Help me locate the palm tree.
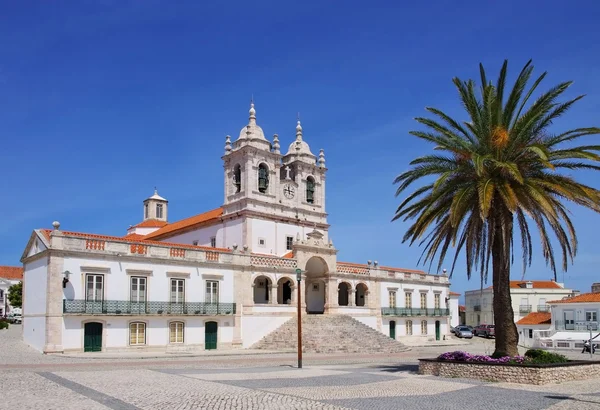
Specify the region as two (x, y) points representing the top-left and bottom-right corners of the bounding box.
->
(393, 60), (600, 357)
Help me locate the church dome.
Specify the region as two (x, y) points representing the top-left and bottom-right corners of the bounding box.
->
(285, 120), (315, 157)
(237, 103), (266, 141)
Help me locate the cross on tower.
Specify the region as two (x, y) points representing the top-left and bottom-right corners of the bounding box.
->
(284, 166), (292, 180)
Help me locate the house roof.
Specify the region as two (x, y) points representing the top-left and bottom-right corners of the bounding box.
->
(449, 291), (461, 296)
(123, 233), (146, 240)
(0, 266), (23, 280)
(133, 220), (169, 228)
(144, 207), (223, 240)
(459, 305), (466, 313)
(510, 280), (562, 289)
(40, 229), (230, 252)
(549, 293), (600, 304)
(517, 312), (552, 325)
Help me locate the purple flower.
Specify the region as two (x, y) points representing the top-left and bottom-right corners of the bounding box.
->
(437, 351), (527, 364)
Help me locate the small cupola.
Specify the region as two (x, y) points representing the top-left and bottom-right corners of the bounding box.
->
(143, 188), (168, 222)
(525, 281), (533, 289)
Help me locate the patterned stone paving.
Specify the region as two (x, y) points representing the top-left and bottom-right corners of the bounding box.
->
(2, 363), (600, 409)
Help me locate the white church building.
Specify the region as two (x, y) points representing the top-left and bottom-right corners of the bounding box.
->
(21, 103), (456, 353)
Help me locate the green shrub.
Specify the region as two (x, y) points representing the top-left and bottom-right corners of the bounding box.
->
(524, 349), (568, 364)
(0, 320), (9, 330)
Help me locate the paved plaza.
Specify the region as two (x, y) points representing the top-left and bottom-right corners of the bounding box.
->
(2, 326), (600, 409)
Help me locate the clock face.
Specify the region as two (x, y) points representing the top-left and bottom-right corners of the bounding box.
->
(283, 184), (295, 199)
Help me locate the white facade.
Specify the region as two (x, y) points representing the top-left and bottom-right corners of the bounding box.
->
(464, 280), (575, 327)
(20, 104), (457, 354)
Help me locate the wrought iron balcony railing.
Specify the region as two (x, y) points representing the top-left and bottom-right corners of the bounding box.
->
(554, 320), (598, 331)
(473, 305), (481, 311)
(63, 300), (236, 316)
(381, 307), (450, 317)
(519, 305), (532, 313)
(537, 304), (550, 312)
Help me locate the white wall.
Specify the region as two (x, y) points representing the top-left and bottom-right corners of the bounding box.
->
(249, 218), (328, 256)
(163, 219), (243, 250)
(62, 256), (235, 303)
(379, 281), (449, 308)
(23, 316), (46, 352)
(242, 316), (292, 348)
(353, 316), (377, 330)
(449, 297), (460, 327)
(23, 257), (48, 315)
(63, 316), (235, 351)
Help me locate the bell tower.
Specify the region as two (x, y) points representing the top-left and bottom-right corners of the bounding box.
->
(143, 189), (168, 222)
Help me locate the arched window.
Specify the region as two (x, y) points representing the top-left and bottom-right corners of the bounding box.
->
(169, 321), (184, 344)
(306, 177), (315, 204)
(258, 164), (269, 193)
(233, 164), (242, 193)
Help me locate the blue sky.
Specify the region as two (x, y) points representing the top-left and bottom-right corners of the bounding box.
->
(1, 1), (600, 300)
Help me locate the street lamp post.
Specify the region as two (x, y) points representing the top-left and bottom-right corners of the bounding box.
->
(295, 268), (303, 369)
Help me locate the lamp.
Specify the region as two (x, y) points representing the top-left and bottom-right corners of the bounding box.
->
(295, 268), (302, 282)
(63, 270), (71, 288)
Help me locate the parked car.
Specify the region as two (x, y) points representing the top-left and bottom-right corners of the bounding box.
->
(454, 326), (473, 339)
(473, 324), (495, 338)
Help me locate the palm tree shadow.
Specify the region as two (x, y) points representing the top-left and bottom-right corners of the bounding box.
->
(545, 395), (600, 405)
(370, 364), (419, 374)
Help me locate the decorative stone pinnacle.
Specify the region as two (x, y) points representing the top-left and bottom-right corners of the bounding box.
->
(52, 221), (60, 230)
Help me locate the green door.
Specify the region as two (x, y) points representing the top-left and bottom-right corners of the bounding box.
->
(435, 320), (441, 341)
(389, 321), (396, 339)
(84, 322), (102, 352)
(205, 321), (218, 350)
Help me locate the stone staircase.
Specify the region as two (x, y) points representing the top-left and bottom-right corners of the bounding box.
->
(252, 314), (409, 353)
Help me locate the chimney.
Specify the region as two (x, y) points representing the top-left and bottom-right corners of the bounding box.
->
(592, 283), (600, 293)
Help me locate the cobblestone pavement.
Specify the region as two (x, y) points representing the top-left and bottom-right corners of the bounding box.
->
(2, 325), (600, 409)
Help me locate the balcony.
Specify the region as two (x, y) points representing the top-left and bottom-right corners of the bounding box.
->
(519, 305), (532, 314)
(63, 300), (236, 316)
(381, 307), (450, 317)
(537, 304), (550, 312)
(554, 320), (598, 331)
(473, 305), (481, 311)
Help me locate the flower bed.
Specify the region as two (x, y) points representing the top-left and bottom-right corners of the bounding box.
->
(419, 350), (600, 385)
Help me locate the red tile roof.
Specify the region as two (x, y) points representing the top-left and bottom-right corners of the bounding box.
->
(449, 291), (461, 296)
(123, 233), (146, 240)
(133, 220), (168, 228)
(459, 305), (466, 312)
(0, 266), (23, 280)
(510, 280), (562, 289)
(549, 293), (600, 304)
(144, 208), (223, 240)
(282, 251), (294, 259)
(517, 312), (552, 325)
(40, 229), (230, 252)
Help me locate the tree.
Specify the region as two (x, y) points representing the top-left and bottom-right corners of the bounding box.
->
(8, 281), (22, 309)
(393, 60), (600, 357)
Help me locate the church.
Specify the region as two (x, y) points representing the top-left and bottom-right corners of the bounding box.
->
(20, 103), (458, 353)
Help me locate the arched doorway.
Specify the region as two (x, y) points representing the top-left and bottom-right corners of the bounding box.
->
(253, 276), (272, 304)
(205, 321), (218, 350)
(277, 278), (293, 304)
(84, 322), (102, 352)
(304, 256), (328, 314)
(338, 282), (350, 306)
(355, 283), (368, 307)
(389, 321), (396, 339)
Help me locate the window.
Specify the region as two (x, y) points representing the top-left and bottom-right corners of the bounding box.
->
(421, 320), (428, 335)
(586, 311), (598, 322)
(144, 204), (149, 219)
(169, 322), (184, 344)
(306, 177), (315, 204)
(129, 322), (146, 345)
(156, 203), (164, 219)
(258, 163), (269, 193)
(171, 279), (185, 303)
(258, 238), (266, 247)
(528, 329), (533, 339)
(389, 291), (397, 308)
(192, 240), (198, 246)
(86, 274), (103, 301)
(206, 281), (219, 304)
(406, 320), (413, 335)
(233, 164), (242, 193)
(130, 277), (147, 303)
(420, 293), (427, 309)
(483, 298), (488, 307)
(210, 237), (216, 248)
(286, 236), (294, 251)
(434, 294), (440, 309)
(405, 292), (412, 308)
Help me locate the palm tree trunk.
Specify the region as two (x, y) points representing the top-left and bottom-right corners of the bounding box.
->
(491, 204), (519, 357)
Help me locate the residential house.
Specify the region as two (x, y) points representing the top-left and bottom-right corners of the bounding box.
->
(0, 266), (23, 317)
